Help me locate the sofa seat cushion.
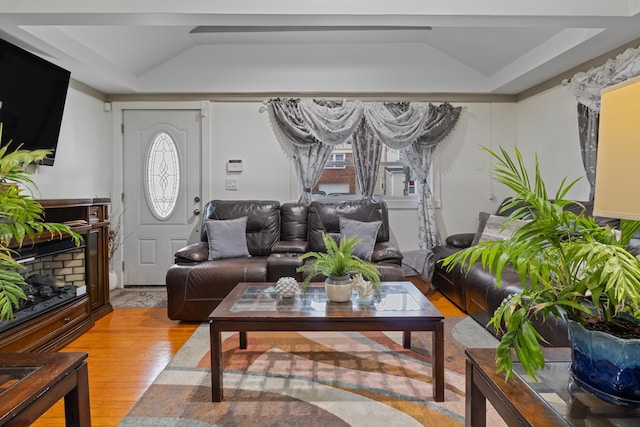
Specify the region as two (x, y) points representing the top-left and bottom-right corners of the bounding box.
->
(166, 257), (268, 321)
(461, 264), (570, 347)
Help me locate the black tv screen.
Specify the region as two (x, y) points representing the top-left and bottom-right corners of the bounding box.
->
(0, 38), (71, 166)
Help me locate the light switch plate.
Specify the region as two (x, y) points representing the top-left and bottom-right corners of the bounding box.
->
(226, 179), (237, 190)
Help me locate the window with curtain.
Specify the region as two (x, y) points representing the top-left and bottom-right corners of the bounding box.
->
(314, 143), (422, 200)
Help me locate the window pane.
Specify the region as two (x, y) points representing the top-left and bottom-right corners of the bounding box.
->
(145, 131), (180, 220)
(313, 143), (419, 198)
(316, 143), (355, 195)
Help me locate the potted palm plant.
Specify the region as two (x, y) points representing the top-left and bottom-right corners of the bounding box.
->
(297, 232), (381, 302)
(442, 146), (640, 404)
(0, 123), (82, 321)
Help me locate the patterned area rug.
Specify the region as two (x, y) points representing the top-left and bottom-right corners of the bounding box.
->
(110, 286), (168, 308)
(119, 316), (506, 426)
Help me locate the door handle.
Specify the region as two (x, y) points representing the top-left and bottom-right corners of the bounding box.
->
(193, 209), (201, 216)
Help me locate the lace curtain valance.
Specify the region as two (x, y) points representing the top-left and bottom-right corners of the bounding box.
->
(569, 44), (640, 112)
(266, 98), (462, 250)
(569, 43), (640, 200)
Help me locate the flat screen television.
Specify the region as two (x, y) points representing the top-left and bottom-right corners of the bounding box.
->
(0, 38), (71, 166)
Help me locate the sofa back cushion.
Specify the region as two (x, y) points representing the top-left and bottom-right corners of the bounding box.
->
(308, 198), (390, 252)
(201, 200), (280, 256)
(496, 198), (619, 227)
(280, 202), (309, 241)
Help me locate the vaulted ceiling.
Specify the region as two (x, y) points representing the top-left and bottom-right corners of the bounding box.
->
(2, 1), (640, 96)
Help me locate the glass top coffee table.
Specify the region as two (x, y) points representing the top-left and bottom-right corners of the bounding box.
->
(209, 281), (445, 402)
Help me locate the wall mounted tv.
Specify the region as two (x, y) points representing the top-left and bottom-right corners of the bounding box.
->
(0, 38), (71, 166)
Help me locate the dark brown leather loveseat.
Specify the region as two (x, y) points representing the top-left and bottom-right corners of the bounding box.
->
(166, 198), (404, 321)
(431, 199), (615, 347)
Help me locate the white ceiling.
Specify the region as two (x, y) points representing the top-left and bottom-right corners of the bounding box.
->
(2, 1), (640, 95)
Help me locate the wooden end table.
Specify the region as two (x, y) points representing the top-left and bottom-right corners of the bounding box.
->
(210, 281), (445, 402)
(465, 347), (640, 426)
(0, 352), (91, 426)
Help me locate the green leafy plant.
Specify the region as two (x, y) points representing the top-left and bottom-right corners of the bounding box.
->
(297, 232), (381, 292)
(441, 146), (640, 381)
(0, 123), (82, 321)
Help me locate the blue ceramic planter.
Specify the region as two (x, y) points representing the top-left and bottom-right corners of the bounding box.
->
(568, 319), (640, 405)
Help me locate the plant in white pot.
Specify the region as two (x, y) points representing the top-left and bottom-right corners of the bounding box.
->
(442, 146), (640, 404)
(0, 124), (82, 321)
(297, 232), (381, 302)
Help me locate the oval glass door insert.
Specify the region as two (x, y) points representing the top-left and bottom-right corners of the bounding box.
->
(145, 131), (180, 220)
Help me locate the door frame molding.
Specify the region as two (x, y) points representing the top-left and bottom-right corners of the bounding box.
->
(110, 101), (211, 287)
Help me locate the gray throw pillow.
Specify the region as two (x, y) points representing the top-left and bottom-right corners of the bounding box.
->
(471, 212), (491, 246)
(205, 217), (250, 260)
(339, 217), (382, 261)
(477, 214), (529, 244)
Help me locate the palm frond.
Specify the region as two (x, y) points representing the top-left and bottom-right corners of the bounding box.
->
(444, 145), (640, 381)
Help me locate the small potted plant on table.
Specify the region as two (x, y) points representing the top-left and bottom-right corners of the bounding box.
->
(297, 232), (381, 302)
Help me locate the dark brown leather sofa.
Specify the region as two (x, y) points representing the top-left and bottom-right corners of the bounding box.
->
(166, 198), (404, 321)
(431, 199), (614, 347)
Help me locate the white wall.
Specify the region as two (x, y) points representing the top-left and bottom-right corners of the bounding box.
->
(206, 103), (294, 202)
(433, 85), (589, 240)
(44, 84), (587, 254)
(516, 85), (590, 201)
(435, 102), (517, 238)
(29, 87), (111, 199)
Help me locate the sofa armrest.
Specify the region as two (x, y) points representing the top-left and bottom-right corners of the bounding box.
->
(174, 241), (209, 263)
(371, 242), (403, 264)
(445, 233), (475, 249)
(271, 240), (308, 254)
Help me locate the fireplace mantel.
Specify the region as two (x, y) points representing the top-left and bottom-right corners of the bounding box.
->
(0, 198), (112, 352)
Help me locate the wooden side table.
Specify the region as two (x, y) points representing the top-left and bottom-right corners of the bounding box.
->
(465, 347), (640, 426)
(0, 352), (91, 426)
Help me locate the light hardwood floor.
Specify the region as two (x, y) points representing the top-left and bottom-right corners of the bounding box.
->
(32, 285), (462, 426)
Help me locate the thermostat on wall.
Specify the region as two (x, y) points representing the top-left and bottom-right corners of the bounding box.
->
(227, 159), (243, 172)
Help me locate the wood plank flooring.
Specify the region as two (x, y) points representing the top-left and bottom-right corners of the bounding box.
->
(32, 307), (199, 427)
(32, 285), (463, 426)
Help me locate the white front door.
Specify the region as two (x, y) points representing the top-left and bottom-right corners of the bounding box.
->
(122, 109), (202, 286)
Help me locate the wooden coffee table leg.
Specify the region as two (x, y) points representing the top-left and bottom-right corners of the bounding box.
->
(433, 320), (445, 402)
(402, 330), (411, 349)
(210, 321), (223, 402)
(239, 331), (247, 349)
